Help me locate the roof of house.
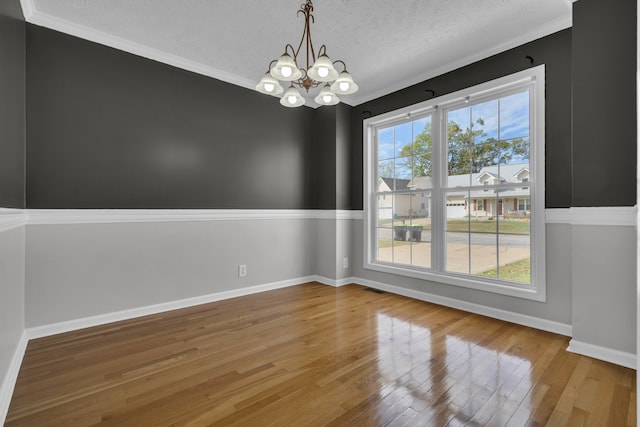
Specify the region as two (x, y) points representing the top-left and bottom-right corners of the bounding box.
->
(382, 163), (529, 193)
(380, 177), (411, 191)
(446, 163), (529, 188)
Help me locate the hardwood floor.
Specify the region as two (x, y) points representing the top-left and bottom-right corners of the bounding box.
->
(6, 282), (636, 426)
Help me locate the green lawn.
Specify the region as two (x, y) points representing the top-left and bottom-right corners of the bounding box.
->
(446, 220), (529, 234)
(479, 258), (530, 283)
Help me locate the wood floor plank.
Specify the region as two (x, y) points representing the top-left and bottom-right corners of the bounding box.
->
(5, 282), (636, 426)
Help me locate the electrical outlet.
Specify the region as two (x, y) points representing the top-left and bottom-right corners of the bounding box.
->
(343, 257), (349, 269)
(238, 264), (247, 277)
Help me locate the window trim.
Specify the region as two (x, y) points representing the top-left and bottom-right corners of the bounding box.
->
(363, 66), (546, 301)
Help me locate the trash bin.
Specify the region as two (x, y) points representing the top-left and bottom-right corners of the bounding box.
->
(409, 225), (423, 242)
(393, 225), (407, 241)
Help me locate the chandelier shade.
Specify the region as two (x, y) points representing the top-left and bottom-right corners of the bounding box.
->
(307, 55), (339, 82)
(280, 86), (306, 108)
(314, 84), (340, 106)
(256, 0), (358, 107)
(270, 53), (303, 82)
(330, 71), (359, 95)
(256, 72), (284, 95)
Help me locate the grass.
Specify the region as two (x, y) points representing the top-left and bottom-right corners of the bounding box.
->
(446, 220), (529, 234)
(479, 258), (530, 283)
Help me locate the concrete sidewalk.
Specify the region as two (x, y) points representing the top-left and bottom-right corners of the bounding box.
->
(378, 241), (530, 276)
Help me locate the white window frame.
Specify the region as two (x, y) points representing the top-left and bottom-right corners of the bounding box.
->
(363, 66), (546, 301)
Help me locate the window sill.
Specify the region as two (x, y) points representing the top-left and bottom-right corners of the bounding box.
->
(364, 260), (545, 302)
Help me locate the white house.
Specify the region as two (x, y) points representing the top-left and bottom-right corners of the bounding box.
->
(380, 163), (530, 220)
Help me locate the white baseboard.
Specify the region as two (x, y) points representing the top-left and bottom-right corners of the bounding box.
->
(567, 339), (637, 370)
(0, 332), (28, 425)
(26, 276), (316, 339)
(312, 275), (357, 287)
(352, 277), (573, 337)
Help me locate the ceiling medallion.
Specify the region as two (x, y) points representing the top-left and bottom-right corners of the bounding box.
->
(255, 0), (358, 107)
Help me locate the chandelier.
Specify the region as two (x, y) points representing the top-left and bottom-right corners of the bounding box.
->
(255, 0), (358, 108)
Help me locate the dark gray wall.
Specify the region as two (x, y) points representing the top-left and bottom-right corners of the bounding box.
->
(350, 29), (573, 210)
(572, 0), (636, 206)
(0, 1), (25, 208)
(311, 103), (353, 210)
(312, 106), (338, 209)
(26, 25), (318, 209)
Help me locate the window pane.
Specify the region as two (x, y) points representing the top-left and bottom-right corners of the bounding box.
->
(472, 99), (498, 144)
(412, 117), (431, 154)
(470, 195), (498, 278)
(378, 127), (395, 160)
(394, 157), (412, 181)
(500, 91), (530, 140)
(497, 191), (531, 284)
(410, 193), (431, 269)
(445, 190), (470, 274)
(394, 122), (413, 158)
(378, 160), (394, 180)
(447, 106), (472, 186)
(472, 139), (498, 173)
(498, 91), (530, 179)
(412, 116), (432, 183)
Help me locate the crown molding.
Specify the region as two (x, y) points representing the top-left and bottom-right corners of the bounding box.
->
(19, 0), (257, 92)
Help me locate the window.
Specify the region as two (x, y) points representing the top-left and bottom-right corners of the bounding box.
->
(364, 66), (545, 301)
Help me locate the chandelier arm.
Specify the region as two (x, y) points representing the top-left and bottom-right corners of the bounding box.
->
(265, 59), (278, 73)
(283, 44), (297, 60)
(332, 59), (348, 73)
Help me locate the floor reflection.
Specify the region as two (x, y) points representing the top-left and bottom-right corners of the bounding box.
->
(375, 311), (532, 425)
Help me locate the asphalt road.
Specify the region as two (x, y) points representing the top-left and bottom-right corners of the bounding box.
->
(378, 229), (530, 248)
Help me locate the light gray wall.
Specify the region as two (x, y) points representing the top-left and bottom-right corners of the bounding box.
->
(351, 220), (573, 325)
(314, 218), (353, 281)
(0, 225), (25, 392)
(25, 219), (315, 327)
(314, 219), (337, 280)
(572, 225), (636, 353)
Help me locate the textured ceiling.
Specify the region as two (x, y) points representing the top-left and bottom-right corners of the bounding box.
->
(22, 0), (572, 107)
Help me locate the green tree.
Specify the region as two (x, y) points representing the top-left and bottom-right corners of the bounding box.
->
(399, 119), (529, 177)
(399, 122), (433, 177)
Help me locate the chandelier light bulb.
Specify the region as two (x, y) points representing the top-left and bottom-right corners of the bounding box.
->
(281, 66), (293, 78)
(317, 67), (329, 78)
(339, 81), (349, 92)
(264, 83), (275, 93)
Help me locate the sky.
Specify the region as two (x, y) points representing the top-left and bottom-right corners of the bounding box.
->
(377, 89), (530, 178)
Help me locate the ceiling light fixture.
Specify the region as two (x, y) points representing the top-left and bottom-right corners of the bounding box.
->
(255, 0), (358, 108)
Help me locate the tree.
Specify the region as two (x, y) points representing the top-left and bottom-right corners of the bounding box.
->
(399, 122), (432, 177)
(398, 118), (529, 178)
